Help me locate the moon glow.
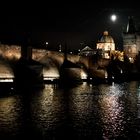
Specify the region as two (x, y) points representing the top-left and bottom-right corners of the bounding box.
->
(111, 14), (117, 22)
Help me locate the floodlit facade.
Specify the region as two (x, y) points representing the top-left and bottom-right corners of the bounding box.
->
(96, 31), (115, 59)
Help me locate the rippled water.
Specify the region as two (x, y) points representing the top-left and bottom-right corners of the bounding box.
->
(0, 81), (140, 139)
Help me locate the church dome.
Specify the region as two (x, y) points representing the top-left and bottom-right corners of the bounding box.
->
(99, 31), (114, 43)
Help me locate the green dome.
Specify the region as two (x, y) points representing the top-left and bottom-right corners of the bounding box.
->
(99, 31), (114, 43)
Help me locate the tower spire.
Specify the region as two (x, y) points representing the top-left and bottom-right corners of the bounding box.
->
(126, 16), (136, 33)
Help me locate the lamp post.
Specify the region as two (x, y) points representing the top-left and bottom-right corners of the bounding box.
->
(46, 42), (48, 49)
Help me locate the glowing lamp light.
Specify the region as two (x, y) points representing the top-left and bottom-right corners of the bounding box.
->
(81, 71), (87, 79)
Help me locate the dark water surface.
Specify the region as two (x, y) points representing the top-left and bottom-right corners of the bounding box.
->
(0, 81), (140, 140)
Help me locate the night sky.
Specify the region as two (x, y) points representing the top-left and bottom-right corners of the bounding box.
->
(0, 2), (140, 51)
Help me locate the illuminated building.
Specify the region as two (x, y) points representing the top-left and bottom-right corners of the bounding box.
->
(123, 16), (140, 62)
(96, 31), (115, 59)
(79, 46), (95, 56)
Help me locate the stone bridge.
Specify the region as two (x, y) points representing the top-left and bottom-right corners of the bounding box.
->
(0, 44), (109, 80)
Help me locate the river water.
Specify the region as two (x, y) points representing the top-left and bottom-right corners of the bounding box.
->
(0, 81), (140, 140)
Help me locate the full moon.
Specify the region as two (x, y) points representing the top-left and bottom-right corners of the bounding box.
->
(110, 14), (117, 22)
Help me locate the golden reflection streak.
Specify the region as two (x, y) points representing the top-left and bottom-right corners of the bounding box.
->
(31, 84), (63, 131)
(0, 96), (21, 132)
(69, 83), (93, 125)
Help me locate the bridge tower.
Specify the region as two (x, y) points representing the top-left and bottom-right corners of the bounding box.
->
(123, 16), (140, 62)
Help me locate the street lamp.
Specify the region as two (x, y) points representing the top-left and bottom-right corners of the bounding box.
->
(45, 42), (48, 50)
(46, 42), (48, 46)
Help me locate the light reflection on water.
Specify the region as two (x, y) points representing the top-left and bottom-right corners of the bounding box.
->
(31, 85), (65, 131)
(0, 95), (22, 137)
(98, 84), (125, 139)
(0, 81), (140, 139)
